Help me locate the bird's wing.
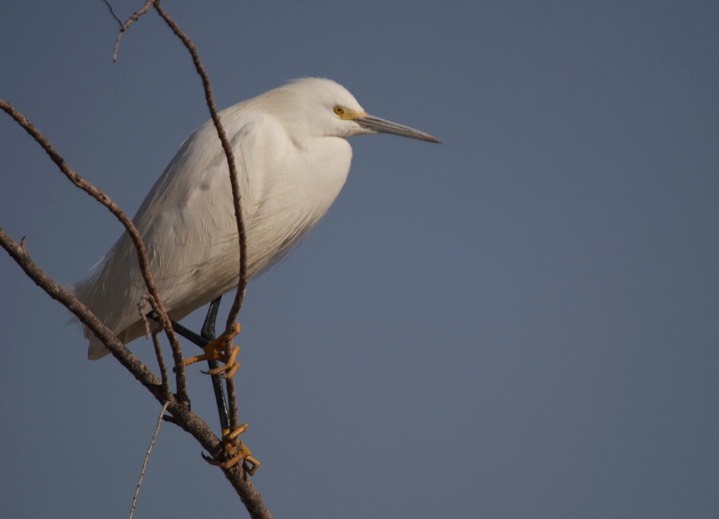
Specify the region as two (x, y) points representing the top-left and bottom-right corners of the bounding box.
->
(76, 110), (282, 354)
(124, 113), (274, 308)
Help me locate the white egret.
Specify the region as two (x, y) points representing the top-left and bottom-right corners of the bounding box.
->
(74, 78), (439, 360)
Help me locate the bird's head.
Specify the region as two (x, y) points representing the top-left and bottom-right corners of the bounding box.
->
(270, 78), (440, 143)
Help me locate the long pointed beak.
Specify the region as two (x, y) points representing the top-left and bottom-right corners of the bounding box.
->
(355, 114), (441, 143)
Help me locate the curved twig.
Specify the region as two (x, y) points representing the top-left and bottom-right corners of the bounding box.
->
(152, 2), (248, 330)
(153, 2), (248, 432)
(0, 99), (189, 404)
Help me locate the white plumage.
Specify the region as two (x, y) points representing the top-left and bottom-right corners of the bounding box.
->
(73, 78), (438, 359)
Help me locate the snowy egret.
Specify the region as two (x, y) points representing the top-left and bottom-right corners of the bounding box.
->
(74, 78), (439, 360)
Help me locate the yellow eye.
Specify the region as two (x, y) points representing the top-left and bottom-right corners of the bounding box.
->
(333, 105), (345, 116)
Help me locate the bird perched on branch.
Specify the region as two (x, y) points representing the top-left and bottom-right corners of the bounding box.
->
(74, 77), (439, 360)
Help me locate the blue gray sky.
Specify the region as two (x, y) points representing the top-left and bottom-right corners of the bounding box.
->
(1, 1), (718, 518)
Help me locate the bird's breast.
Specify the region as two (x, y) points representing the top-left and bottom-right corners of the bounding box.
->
(240, 136), (352, 277)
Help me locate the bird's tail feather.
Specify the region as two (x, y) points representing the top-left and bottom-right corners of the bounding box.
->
(86, 328), (112, 360)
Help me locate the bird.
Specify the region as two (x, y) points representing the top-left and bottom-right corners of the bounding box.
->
(73, 77), (439, 360)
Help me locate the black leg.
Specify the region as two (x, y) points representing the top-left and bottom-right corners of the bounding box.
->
(198, 297), (231, 432)
(150, 297), (231, 432)
(168, 320), (206, 347)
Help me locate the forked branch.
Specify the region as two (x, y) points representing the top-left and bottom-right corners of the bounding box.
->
(0, 0), (267, 516)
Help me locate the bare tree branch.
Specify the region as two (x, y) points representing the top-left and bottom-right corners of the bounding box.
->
(0, 227), (162, 391)
(150, 2), (250, 328)
(2, 2), (270, 515)
(152, 1), (249, 433)
(0, 98), (190, 404)
(0, 227), (273, 519)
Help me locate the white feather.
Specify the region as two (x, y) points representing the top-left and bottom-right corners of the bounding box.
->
(72, 77), (438, 359)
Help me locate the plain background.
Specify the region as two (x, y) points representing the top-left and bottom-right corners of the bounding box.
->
(1, 1), (718, 518)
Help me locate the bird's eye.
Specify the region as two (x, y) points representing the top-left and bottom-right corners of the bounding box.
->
(333, 106), (345, 117)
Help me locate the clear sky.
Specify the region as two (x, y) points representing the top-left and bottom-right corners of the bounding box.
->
(1, 1), (718, 518)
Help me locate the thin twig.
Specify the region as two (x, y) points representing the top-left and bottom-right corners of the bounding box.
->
(153, 2), (248, 432)
(145, 295), (170, 392)
(151, 330), (169, 392)
(129, 400), (170, 519)
(103, 0), (155, 62)
(102, 0), (123, 25)
(140, 298), (153, 341)
(0, 99), (189, 404)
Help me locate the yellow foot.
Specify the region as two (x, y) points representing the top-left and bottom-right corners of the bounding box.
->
(179, 322), (241, 379)
(205, 423), (260, 475)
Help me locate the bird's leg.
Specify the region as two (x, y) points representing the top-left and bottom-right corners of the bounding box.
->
(148, 299), (232, 432)
(150, 301), (256, 472)
(194, 302), (257, 473)
(167, 319), (205, 347)
(198, 297), (231, 433)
